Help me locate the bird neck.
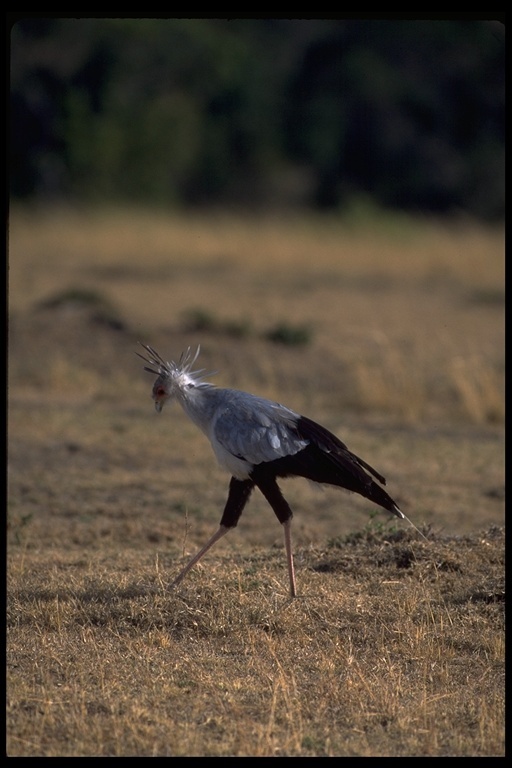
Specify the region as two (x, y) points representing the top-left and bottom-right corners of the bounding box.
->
(175, 383), (218, 437)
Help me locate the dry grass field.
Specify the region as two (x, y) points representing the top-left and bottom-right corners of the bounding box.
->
(7, 206), (504, 756)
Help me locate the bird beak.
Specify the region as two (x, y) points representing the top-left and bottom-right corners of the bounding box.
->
(155, 401), (163, 413)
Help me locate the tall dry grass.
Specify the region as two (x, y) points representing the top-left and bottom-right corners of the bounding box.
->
(7, 529), (505, 757)
(9, 205), (504, 426)
(7, 207), (504, 756)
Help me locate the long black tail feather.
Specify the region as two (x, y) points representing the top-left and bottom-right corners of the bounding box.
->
(258, 415), (403, 519)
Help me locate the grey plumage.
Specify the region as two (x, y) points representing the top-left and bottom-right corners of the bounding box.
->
(209, 390), (309, 467)
(138, 344), (404, 596)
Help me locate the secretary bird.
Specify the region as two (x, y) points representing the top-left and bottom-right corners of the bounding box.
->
(138, 344), (410, 597)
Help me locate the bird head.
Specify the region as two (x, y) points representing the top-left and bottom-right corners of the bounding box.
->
(137, 343), (213, 412)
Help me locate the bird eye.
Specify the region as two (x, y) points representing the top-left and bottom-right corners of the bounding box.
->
(155, 386), (166, 397)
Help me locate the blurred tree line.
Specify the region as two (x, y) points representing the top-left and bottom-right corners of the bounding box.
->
(10, 18), (505, 220)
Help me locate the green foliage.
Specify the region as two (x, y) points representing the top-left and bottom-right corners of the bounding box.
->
(467, 288), (505, 306)
(329, 510), (404, 547)
(182, 308), (219, 333)
(182, 308), (252, 338)
(264, 322), (312, 346)
(181, 308), (311, 345)
(37, 287), (126, 330)
(10, 19), (504, 218)
(38, 287), (109, 310)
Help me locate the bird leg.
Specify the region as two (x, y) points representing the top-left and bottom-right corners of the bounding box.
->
(172, 525), (231, 587)
(172, 476), (254, 588)
(252, 471), (297, 597)
(283, 518), (297, 598)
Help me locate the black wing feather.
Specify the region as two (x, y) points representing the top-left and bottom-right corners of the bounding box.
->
(251, 414), (402, 517)
(297, 415), (387, 485)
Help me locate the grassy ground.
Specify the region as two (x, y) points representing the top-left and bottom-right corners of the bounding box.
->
(7, 206), (504, 756)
